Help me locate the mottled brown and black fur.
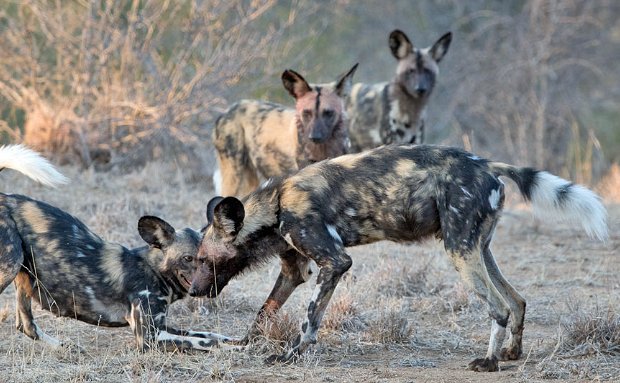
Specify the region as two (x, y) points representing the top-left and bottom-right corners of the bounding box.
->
(190, 144), (607, 371)
(0, 145), (232, 351)
(347, 30), (451, 151)
(212, 64), (358, 197)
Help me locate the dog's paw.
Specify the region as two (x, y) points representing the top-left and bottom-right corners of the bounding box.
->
(264, 350), (299, 365)
(499, 346), (521, 361)
(467, 356), (499, 372)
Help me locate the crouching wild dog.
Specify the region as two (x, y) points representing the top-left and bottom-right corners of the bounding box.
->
(347, 30), (451, 151)
(0, 145), (232, 351)
(212, 64), (358, 197)
(190, 144), (608, 371)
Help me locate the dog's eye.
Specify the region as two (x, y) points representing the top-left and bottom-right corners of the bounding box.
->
(183, 256), (193, 263)
(322, 110), (334, 120)
(302, 110), (313, 121)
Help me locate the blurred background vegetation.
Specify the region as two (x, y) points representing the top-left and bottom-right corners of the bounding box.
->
(1, 0), (618, 185)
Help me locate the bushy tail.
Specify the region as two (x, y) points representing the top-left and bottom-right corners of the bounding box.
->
(489, 162), (608, 241)
(0, 145), (69, 187)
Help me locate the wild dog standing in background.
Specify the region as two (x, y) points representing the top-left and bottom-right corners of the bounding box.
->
(0, 145), (233, 351)
(347, 30), (451, 151)
(190, 144), (607, 371)
(212, 64), (358, 197)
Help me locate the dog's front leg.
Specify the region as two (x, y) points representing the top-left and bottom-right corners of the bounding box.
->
(245, 250), (311, 343)
(265, 250), (351, 364)
(155, 328), (244, 352)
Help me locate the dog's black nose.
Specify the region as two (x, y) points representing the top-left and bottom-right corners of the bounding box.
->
(415, 87), (428, 96)
(188, 287), (199, 297)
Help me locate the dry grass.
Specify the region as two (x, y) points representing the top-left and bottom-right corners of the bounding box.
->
(363, 303), (414, 344)
(598, 163), (620, 203)
(558, 304), (620, 357)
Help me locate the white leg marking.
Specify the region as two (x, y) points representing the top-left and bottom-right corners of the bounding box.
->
(157, 330), (243, 351)
(486, 321), (506, 359)
(35, 324), (62, 347)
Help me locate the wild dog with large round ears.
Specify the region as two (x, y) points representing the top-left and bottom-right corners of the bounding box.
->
(213, 64), (358, 198)
(347, 30), (451, 151)
(190, 144), (607, 371)
(0, 145), (233, 351)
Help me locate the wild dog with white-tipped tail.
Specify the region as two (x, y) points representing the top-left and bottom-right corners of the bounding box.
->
(190, 144), (607, 371)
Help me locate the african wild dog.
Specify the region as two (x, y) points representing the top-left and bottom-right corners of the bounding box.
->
(189, 144), (607, 371)
(0, 145), (233, 351)
(212, 64), (358, 197)
(347, 30), (451, 151)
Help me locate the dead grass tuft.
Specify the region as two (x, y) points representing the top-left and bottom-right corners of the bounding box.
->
(252, 311), (300, 355)
(558, 304), (620, 356)
(321, 292), (365, 333)
(364, 305), (414, 344)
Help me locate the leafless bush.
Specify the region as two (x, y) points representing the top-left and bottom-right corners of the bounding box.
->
(0, 0), (318, 172)
(443, 0), (615, 179)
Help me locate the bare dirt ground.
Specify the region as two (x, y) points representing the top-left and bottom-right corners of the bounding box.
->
(0, 162), (618, 382)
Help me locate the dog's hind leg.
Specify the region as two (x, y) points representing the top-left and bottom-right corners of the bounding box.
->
(14, 271), (62, 347)
(483, 246), (526, 361)
(216, 146), (259, 198)
(448, 248), (509, 372)
(0, 214), (23, 294)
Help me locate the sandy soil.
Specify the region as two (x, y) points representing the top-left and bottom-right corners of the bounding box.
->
(0, 163), (618, 382)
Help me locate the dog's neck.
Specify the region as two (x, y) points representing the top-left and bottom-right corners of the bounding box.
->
(232, 179), (290, 271)
(295, 115), (350, 168)
(134, 246), (187, 300)
(388, 81), (427, 126)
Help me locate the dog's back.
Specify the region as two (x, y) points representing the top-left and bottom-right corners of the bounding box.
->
(213, 99), (298, 196)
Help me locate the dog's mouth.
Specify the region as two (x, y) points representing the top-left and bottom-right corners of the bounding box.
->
(177, 272), (192, 291)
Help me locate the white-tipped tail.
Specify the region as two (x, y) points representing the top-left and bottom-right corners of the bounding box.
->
(530, 171), (608, 241)
(212, 167), (222, 195)
(0, 144), (69, 187)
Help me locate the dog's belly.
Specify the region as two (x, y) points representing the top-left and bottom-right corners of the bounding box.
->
(31, 285), (130, 327)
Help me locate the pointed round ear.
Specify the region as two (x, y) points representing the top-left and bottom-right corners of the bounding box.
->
(213, 197), (245, 238)
(138, 216), (175, 249)
(389, 29), (413, 60)
(334, 63), (359, 98)
(282, 69), (312, 99)
(430, 31), (452, 63)
(206, 196), (225, 225)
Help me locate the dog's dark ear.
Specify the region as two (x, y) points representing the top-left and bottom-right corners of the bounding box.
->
(282, 69), (312, 99)
(138, 216), (175, 249)
(334, 63), (359, 98)
(213, 197), (245, 238)
(389, 29), (413, 59)
(206, 196), (225, 225)
(430, 31), (452, 63)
